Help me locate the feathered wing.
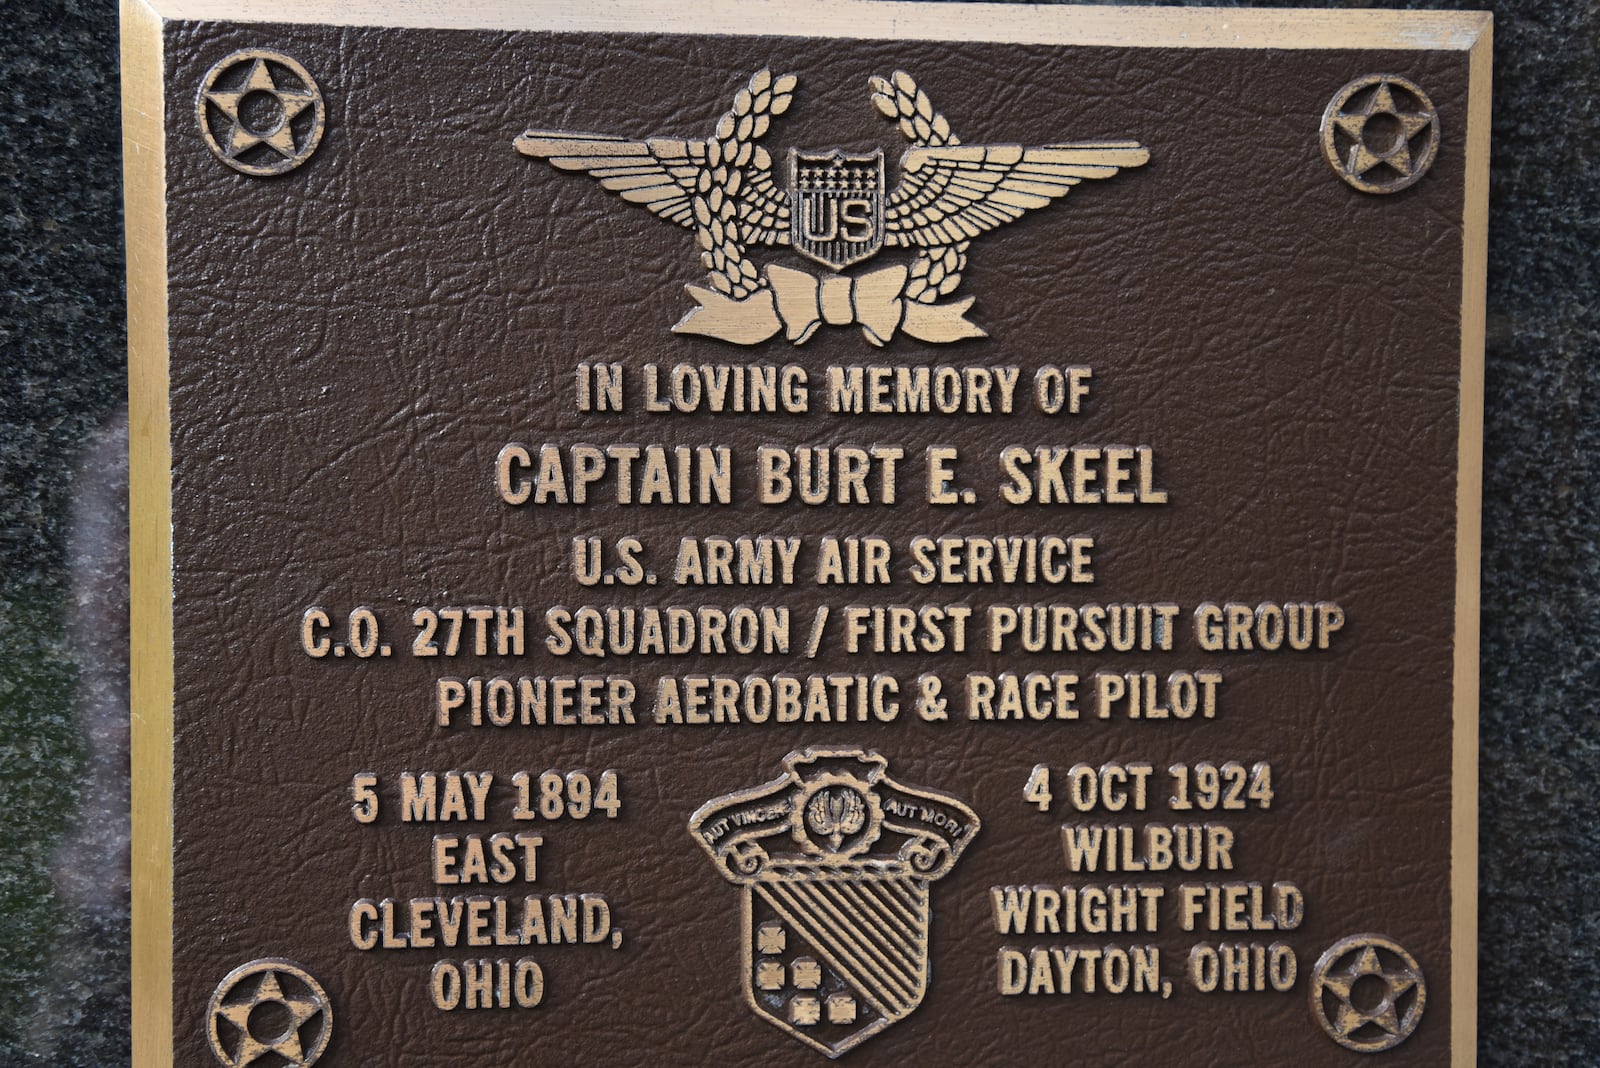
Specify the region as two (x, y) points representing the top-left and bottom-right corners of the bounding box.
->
(512, 132), (708, 228)
(883, 142), (1150, 247)
(735, 168), (791, 247)
(514, 130), (790, 241)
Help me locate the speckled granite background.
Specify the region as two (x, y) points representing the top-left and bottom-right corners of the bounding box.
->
(0, 0), (1593, 1063)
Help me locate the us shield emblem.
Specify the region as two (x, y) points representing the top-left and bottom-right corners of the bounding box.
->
(787, 149), (886, 270)
(690, 748), (980, 1058)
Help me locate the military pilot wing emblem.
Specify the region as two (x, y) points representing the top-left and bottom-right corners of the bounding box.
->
(689, 748), (980, 1058)
(516, 70), (1148, 345)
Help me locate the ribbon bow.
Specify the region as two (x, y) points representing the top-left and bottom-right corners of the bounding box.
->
(675, 264), (985, 346)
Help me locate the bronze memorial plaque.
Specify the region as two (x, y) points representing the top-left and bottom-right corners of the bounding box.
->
(125, 2), (1488, 1064)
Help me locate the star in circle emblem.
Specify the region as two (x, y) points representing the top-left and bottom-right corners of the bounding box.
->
(1320, 74), (1439, 194)
(206, 958), (332, 1067)
(1309, 934), (1426, 1053)
(196, 50), (325, 176)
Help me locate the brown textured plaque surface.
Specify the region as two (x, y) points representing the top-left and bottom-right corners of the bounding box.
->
(128, 3), (1486, 1065)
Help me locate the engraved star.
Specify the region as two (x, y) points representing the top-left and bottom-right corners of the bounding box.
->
(214, 970), (324, 1066)
(1333, 80), (1436, 178)
(1319, 945), (1420, 1039)
(204, 57), (316, 160)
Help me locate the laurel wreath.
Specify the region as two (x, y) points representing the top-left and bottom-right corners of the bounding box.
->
(695, 69), (796, 300)
(694, 69), (967, 306)
(868, 71), (969, 305)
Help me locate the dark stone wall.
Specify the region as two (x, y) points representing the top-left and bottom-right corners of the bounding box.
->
(1, 1), (130, 1063)
(0, 0), (1593, 1062)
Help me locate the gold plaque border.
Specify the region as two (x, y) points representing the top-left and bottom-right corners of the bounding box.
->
(1456, 24), (1492, 1068)
(123, 3), (1490, 1064)
(124, 1), (173, 1065)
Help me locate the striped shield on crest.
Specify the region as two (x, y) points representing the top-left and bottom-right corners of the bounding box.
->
(690, 748), (979, 1058)
(788, 149), (886, 270)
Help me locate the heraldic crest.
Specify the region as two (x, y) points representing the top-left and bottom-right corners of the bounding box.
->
(689, 748), (980, 1057)
(516, 70), (1148, 345)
